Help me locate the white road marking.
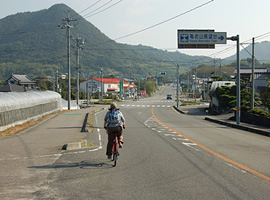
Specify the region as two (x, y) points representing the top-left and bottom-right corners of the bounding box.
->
(182, 142), (199, 151)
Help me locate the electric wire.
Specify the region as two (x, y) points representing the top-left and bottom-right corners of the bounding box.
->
(104, 0), (214, 44)
(71, 0), (102, 18)
(83, 0), (122, 18)
(81, 0), (113, 18)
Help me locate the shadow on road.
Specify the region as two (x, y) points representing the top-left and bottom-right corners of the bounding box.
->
(28, 160), (114, 169)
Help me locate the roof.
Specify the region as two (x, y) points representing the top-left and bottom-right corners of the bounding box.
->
(85, 78), (128, 84)
(0, 83), (25, 92)
(6, 74), (35, 84)
(234, 68), (268, 74)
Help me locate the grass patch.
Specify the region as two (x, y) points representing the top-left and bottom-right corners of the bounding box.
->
(88, 109), (102, 132)
(87, 142), (94, 147)
(181, 102), (201, 106)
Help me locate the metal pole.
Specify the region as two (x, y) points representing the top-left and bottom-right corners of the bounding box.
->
(67, 24), (71, 110)
(87, 73), (89, 107)
(195, 68), (197, 103)
(101, 67), (103, 102)
(176, 64), (179, 107)
(251, 37), (255, 110)
(99, 73), (101, 101)
(53, 72), (55, 92)
(236, 35), (241, 125)
(56, 70), (59, 93)
(76, 46), (80, 105)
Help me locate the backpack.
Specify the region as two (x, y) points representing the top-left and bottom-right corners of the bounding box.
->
(109, 109), (121, 124)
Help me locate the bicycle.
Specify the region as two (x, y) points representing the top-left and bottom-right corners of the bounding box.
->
(112, 133), (119, 167)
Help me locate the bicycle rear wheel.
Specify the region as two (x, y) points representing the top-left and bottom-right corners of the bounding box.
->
(112, 140), (118, 167)
(113, 152), (117, 167)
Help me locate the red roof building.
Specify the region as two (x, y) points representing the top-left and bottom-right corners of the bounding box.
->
(80, 78), (136, 95)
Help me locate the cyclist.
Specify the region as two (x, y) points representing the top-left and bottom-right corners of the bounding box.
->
(104, 102), (126, 159)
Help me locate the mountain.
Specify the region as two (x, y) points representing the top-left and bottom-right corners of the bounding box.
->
(225, 41), (270, 63)
(0, 4), (214, 81)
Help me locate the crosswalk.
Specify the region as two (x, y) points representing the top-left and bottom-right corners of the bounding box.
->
(119, 100), (174, 108)
(138, 100), (173, 103)
(120, 104), (171, 108)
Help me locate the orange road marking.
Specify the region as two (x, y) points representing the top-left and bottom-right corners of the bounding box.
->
(152, 108), (270, 182)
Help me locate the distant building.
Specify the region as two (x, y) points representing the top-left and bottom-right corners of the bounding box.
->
(80, 78), (137, 96)
(234, 67), (268, 79)
(0, 74), (36, 92)
(0, 83), (25, 92)
(234, 67), (270, 95)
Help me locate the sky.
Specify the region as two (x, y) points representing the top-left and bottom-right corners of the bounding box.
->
(1, 0), (270, 59)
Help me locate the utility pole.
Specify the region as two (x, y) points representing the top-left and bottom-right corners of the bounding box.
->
(228, 35), (241, 125)
(195, 68), (197, 103)
(176, 64), (179, 107)
(87, 73), (90, 107)
(213, 58), (216, 76)
(56, 69), (59, 93)
(75, 37), (85, 105)
(61, 12), (77, 110)
(100, 67), (104, 101)
(251, 37), (255, 110)
(53, 72), (55, 92)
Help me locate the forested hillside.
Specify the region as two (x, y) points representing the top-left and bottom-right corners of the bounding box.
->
(0, 4), (211, 81)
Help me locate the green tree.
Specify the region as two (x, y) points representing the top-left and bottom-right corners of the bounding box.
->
(213, 84), (261, 113)
(145, 80), (156, 96)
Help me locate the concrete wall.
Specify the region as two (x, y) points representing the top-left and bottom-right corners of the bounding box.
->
(0, 91), (62, 131)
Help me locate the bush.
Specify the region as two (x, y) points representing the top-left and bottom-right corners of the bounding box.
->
(248, 108), (270, 118)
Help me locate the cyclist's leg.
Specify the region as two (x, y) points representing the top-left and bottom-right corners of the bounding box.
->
(116, 126), (123, 147)
(106, 127), (115, 158)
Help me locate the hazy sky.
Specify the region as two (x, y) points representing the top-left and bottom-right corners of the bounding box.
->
(1, 0), (270, 59)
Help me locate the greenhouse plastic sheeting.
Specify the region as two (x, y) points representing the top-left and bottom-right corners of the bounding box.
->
(0, 91), (62, 112)
(0, 91), (62, 131)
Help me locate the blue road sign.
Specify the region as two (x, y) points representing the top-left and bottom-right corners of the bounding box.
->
(178, 30), (227, 49)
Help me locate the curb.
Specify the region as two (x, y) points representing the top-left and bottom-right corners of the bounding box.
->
(205, 117), (270, 137)
(173, 106), (188, 114)
(62, 107), (106, 151)
(62, 139), (88, 150)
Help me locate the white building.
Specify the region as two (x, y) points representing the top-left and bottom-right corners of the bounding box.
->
(80, 78), (137, 95)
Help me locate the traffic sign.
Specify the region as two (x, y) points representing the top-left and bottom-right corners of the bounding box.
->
(158, 72), (166, 75)
(178, 30), (227, 49)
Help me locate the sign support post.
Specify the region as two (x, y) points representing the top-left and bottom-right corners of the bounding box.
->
(224, 35), (240, 125)
(177, 29), (241, 125)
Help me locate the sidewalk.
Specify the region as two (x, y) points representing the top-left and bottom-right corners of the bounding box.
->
(174, 105), (270, 137)
(205, 114), (270, 137)
(0, 104), (108, 159)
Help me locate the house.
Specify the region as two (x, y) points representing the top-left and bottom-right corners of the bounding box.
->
(234, 67), (268, 79)
(0, 83), (25, 92)
(234, 67), (270, 95)
(0, 74), (36, 92)
(80, 78), (137, 96)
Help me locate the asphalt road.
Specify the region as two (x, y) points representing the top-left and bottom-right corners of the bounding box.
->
(1, 86), (270, 199)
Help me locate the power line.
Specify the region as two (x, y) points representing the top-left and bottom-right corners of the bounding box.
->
(83, 0), (122, 18)
(81, 0), (113, 18)
(71, 0), (102, 18)
(109, 0), (214, 42)
(87, 0), (214, 48)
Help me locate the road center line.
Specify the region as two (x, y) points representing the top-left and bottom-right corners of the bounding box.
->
(151, 107), (270, 182)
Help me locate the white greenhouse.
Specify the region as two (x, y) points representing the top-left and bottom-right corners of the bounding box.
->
(0, 91), (62, 131)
